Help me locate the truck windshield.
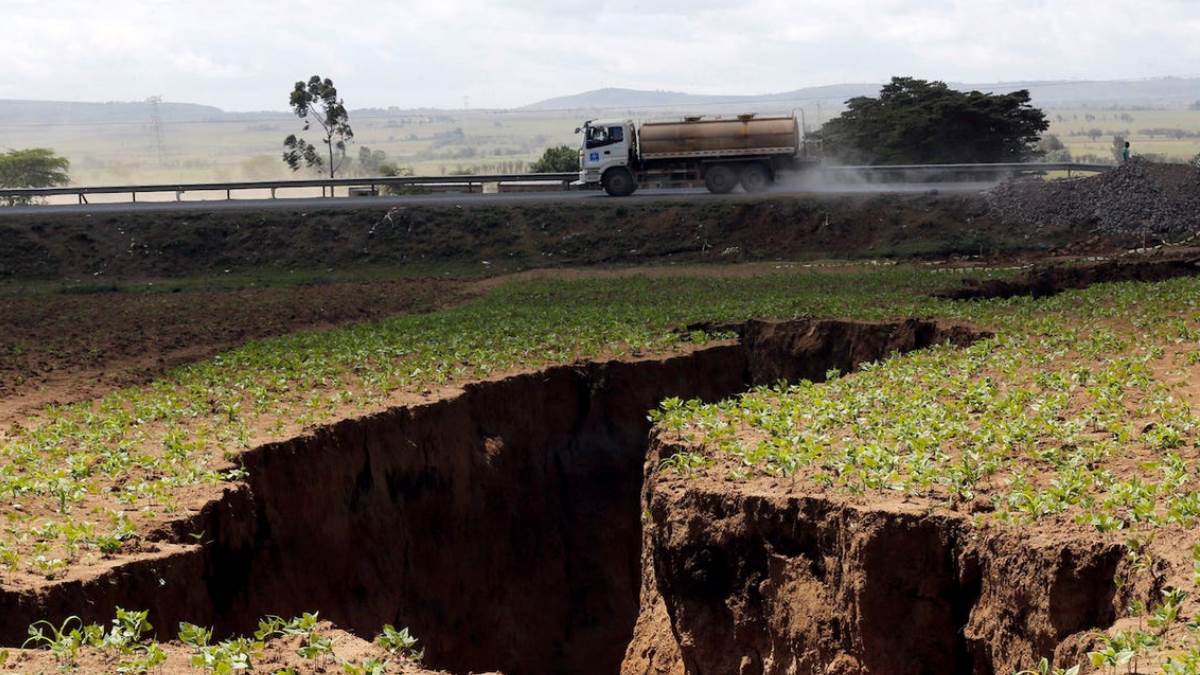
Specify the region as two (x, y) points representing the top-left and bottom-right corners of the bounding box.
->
(586, 126), (609, 147)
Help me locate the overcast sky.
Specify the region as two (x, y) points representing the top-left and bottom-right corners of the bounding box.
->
(3, 0), (1199, 111)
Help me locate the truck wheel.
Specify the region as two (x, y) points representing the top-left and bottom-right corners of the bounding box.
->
(602, 168), (637, 197)
(704, 165), (738, 194)
(740, 164), (771, 193)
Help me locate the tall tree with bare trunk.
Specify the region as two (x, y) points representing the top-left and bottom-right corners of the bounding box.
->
(283, 76), (354, 179)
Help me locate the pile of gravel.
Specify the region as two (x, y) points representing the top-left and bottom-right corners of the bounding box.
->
(987, 158), (1200, 238)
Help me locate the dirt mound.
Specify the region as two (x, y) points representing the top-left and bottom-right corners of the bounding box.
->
(987, 158), (1200, 238)
(932, 253), (1200, 300)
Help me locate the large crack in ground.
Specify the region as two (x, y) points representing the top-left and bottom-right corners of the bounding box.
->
(2, 317), (1140, 675)
(932, 254), (1200, 300)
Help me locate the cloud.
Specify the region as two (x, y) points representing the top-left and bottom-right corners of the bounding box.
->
(1, 0), (1198, 109)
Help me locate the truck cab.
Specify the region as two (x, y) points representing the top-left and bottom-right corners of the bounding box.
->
(578, 120), (638, 196)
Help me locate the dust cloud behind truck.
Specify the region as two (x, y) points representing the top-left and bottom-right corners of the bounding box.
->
(576, 113), (818, 196)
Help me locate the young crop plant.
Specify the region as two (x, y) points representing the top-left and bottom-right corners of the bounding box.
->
(1015, 657), (1080, 675)
(21, 607), (164, 673)
(376, 624), (423, 662)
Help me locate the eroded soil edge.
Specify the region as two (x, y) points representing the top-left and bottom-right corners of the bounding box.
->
(625, 462), (1151, 675)
(0, 318), (1139, 675)
(933, 253), (1200, 300)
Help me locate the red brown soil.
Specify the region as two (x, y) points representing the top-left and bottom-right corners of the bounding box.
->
(0, 278), (463, 423)
(0, 319), (980, 675)
(3, 310), (1189, 674)
(623, 456), (1153, 675)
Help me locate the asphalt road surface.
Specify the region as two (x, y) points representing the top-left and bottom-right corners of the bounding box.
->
(0, 182), (998, 217)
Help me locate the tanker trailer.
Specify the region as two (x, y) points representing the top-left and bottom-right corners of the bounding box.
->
(576, 113), (817, 196)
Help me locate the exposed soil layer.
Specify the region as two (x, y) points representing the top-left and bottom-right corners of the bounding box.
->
(932, 252), (1200, 300)
(624, 458), (1153, 675)
(0, 278), (463, 422)
(0, 319), (978, 675)
(0, 194), (1098, 281)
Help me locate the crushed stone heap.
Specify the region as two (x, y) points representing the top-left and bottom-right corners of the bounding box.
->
(987, 157), (1200, 238)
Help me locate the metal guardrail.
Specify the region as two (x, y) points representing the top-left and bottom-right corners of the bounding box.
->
(0, 163), (1112, 205)
(825, 162), (1112, 176)
(0, 173), (579, 204)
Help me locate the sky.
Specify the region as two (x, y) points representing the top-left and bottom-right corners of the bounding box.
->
(2, 0), (1199, 111)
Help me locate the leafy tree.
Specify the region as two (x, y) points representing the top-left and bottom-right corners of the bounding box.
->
(356, 146), (389, 175)
(815, 77), (1049, 164)
(1112, 135), (1128, 163)
(283, 76), (354, 178)
(0, 148), (70, 206)
(530, 145), (579, 173)
(1037, 134), (1072, 162)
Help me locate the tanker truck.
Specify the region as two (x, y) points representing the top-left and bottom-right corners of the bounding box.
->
(576, 113), (817, 196)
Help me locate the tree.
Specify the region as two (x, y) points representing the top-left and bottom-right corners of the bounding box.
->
(283, 76), (354, 178)
(530, 145), (579, 173)
(1112, 135), (1128, 163)
(356, 146), (389, 175)
(815, 77), (1050, 164)
(0, 148), (70, 206)
(1037, 134), (1072, 163)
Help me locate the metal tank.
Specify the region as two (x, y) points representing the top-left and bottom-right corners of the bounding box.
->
(637, 114), (799, 160)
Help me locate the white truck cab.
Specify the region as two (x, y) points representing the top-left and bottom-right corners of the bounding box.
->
(578, 120), (638, 196)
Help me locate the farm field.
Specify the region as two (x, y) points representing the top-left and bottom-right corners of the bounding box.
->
(1047, 108), (1200, 163)
(2, 104), (1199, 190)
(1, 244), (1200, 672)
(0, 109), (584, 187)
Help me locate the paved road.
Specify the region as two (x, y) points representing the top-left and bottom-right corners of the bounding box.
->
(0, 182), (997, 217)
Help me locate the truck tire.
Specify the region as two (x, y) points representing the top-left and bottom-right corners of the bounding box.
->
(739, 164), (771, 193)
(703, 165), (738, 194)
(602, 168), (637, 197)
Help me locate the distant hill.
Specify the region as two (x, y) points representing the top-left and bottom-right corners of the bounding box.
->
(4, 76), (1199, 127)
(525, 77), (1200, 112)
(0, 99), (226, 125)
(522, 85), (880, 111)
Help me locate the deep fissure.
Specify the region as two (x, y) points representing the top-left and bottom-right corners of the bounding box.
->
(932, 255), (1200, 300)
(10, 317), (1116, 675)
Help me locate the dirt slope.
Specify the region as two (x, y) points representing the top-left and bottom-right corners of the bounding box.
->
(0, 194), (1080, 281)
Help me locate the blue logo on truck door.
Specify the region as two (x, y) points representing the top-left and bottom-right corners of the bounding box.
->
(589, 152), (600, 162)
